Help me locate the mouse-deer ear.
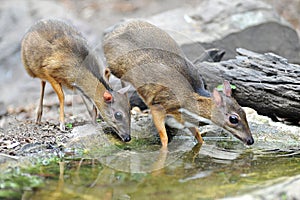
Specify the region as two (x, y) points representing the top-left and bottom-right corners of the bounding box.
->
(223, 80), (232, 97)
(213, 89), (223, 107)
(104, 68), (111, 81)
(103, 90), (113, 103)
(117, 85), (130, 94)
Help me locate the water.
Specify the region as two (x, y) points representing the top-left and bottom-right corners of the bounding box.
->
(1, 117), (299, 200)
(15, 140), (300, 200)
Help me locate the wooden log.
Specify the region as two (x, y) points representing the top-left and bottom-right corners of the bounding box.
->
(196, 48), (300, 124)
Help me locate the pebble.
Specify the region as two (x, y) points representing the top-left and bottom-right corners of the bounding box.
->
(131, 106), (141, 115)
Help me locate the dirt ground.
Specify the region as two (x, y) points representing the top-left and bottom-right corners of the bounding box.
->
(0, 0), (300, 157)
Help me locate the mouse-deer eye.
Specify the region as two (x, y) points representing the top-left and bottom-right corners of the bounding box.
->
(114, 111), (123, 120)
(229, 114), (239, 125)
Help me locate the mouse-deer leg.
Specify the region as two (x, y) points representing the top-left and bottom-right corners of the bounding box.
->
(91, 105), (98, 124)
(150, 104), (168, 148)
(48, 77), (65, 131)
(80, 95), (98, 124)
(36, 80), (46, 124)
(188, 127), (204, 144)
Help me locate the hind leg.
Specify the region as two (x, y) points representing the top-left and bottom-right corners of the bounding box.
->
(36, 80), (46, 124)
(188, 127), (204, 144)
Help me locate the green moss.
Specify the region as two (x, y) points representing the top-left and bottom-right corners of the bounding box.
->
(217, 84), (237, 91)
(0, 164), (46, 199)
(66, 123), (73, 129)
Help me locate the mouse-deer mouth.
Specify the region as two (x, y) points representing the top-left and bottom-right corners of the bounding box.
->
(224, 126), (254, 145)
(104, 127), (129, 143)
(234, 134), (254, 145)
(108, 121), (131, 142)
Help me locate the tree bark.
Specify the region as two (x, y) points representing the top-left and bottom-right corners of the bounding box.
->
(196, 48), (300, 124)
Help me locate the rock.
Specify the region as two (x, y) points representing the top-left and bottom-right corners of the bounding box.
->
(245, 107), (300, 151)
(146, 0), (300, 63)
(67, 123), (111, 151)
(0, 102), (7, 117)
(131, 106), (142, 115)
(222, 175), (300, 200)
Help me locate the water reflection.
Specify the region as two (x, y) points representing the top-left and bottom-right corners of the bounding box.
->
(21, 139), (300, 200)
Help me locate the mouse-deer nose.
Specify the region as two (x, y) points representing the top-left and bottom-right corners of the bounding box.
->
(122, 134), (131, 142)
(246, 137), (254, 145)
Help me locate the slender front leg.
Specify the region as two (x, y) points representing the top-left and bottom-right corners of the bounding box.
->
(150, 104), (168, 147)
(80, 95), (97, 124)
(188, 127), (204, 144)
(91, 105), (97, 124)
(36, 80), (46, 124)
(49, 79), (65, 131)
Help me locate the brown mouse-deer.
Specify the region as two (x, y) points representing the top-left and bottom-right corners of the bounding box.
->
(21, 19), (131, 142)
(103, 19), (254, 147)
